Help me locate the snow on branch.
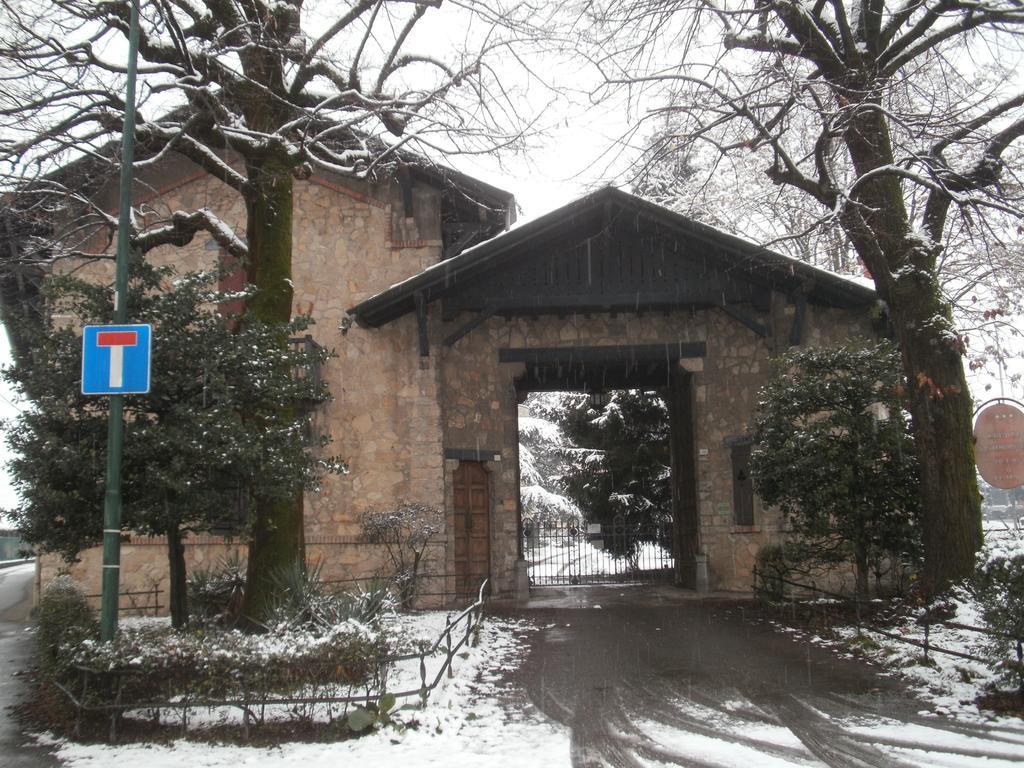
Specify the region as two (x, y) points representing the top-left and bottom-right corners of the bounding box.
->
(133, 208), (247, 258)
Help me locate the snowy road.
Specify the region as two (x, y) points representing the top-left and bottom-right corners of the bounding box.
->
(0, 562), (59, 767)
(495, 586), (1024, 768)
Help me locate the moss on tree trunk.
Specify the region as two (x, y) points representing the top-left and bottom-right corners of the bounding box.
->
(239, 154), (305, 621)
(889, 273), (982, 595)
(838, 104), (982, 596)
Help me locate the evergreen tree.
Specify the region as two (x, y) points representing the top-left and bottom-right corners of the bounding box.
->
(519, 392), (585, 526)
(2, 260), (343, 627)
(750, 343), (921, 597)
(558, 390), (671, 554)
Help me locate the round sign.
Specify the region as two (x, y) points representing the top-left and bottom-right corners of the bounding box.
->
(974, 402), (1024, 489)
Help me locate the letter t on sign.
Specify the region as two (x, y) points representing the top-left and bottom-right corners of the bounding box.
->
(81, 324), (152, 396)
(96, 330), (138, 388)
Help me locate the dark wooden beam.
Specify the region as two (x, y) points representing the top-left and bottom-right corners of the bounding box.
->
(499, 342), (706, 365)
(443, 308), (496, 348)
(445, 447), (501, 462)
(414, 290), (429, 357)
(442, 224), (487, 261)
(720, 303), (770, 338)
(514, 364), (676, 392)
(446, 292), (758, 316)
(789, 294), (808, 346)
(397, 164), (414, 217)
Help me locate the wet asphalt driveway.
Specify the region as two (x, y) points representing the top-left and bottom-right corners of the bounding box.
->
(492, 585), (1024, 768)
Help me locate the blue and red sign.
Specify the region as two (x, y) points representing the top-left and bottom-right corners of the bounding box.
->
(81, 324), (152, 395)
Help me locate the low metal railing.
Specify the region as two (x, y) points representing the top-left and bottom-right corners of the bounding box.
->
(55, 579), (489, 742)
(85, 587), (161, 617)
(752, 566), (1023, 691)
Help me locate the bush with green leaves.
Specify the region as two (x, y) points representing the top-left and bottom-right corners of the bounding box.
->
(36, 575), (97, 679)
(186, 553), (247, 625)
(3, 260), (345, 628)
(751, 342), (921, 597)
(264, 562), (395, 632)
(346, 692), (414, 733)
(972, 537), (1024, 690)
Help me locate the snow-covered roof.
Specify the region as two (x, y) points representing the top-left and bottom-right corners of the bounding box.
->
(348, 186), (877, 327)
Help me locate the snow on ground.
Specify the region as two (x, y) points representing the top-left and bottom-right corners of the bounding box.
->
(827, 593), (1002, 720)
(615, 689), (1024, 767)
(525, 537), (673, 584)
(770, 522), (1024, 725)
(43, 613), (572, 767)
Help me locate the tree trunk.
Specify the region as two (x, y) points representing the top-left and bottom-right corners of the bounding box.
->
(239, 154), (305, 622)
(167, 523), (188, 628)
(854, 543), (869, 599)
(840, 104), (982, 597)
(887, 280), (982, 595)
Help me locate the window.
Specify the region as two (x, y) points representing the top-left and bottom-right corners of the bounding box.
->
(731, 442), (754, 527)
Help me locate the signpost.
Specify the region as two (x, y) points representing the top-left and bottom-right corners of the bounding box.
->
(81, 0), (142, 643)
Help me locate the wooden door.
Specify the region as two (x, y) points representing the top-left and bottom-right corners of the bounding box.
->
(453, 461), (490, 599)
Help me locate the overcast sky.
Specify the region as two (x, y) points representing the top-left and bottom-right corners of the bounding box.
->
(0, 325), (22, 522)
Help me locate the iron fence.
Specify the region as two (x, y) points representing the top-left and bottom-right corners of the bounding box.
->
(752, 566), (1023, 692)
(523, 514), (674, 586)
(55, 580), (489, 742)
(85, 587), (161, 617)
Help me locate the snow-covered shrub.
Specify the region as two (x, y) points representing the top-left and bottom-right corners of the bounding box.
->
(36, 575), (97, 679)
(362, 502), (443, 607)
(972, 535), (1024, 690)
(350, 579), (397, 625)
(70, 619), (386, 708)
(187, 552), (246, 624)
(265, 562), (395, 632)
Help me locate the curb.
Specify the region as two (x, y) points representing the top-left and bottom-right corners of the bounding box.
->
(0, 559), (33, 570)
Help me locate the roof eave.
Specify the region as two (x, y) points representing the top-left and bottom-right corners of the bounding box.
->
(348, 186), (878, 327)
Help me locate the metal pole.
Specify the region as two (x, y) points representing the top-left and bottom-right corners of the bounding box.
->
(100, 0), (142, 642)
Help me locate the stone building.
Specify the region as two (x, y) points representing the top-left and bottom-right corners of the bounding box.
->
(17, 160), (880, 606)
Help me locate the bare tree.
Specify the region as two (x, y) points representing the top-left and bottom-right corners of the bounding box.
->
(634, 105), (1024, 385)
(0, 0), (530, 617)
(585, 0), (1024, 593)
(634, 118), (859, 273)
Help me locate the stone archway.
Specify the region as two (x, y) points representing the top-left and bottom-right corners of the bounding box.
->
(505, 344), (703, 589)
(348, 188), (879, 599)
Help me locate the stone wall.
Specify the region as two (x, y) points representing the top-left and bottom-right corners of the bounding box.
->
(32, 157), (880, 606)
(437, 294), (876, 594)
(36, 536), (245, 615)
(37, 164), (451, 608)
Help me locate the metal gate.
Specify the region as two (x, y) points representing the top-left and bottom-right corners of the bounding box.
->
(522, 514), (674, 586)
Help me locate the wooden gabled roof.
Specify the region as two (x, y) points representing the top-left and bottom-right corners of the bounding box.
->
(348, 187), (877, 328)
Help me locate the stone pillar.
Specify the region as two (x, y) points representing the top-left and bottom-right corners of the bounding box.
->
(694, 553), (709, 594)
(668, 363), (701, 588)
(513, 558), (531, 600)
